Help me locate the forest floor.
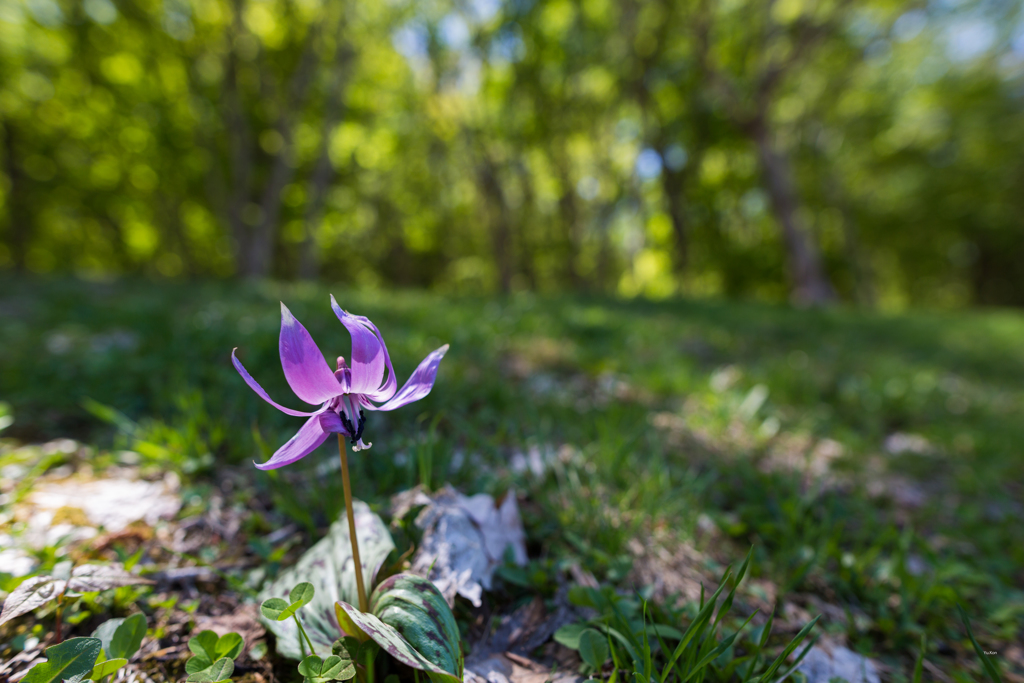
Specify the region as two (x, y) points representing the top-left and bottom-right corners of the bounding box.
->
(1, 276), (1022, 682)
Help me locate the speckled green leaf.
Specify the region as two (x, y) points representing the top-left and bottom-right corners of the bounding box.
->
(336, 601), (461, 683)
(369, 573), (462, 680)
(258, 501), (396, 659)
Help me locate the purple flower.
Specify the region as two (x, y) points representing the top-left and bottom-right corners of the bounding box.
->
(232, 296), (448, 470)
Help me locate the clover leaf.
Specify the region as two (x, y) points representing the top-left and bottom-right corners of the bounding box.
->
(298, 654), (356, 683)
(185, 630), (245, 682)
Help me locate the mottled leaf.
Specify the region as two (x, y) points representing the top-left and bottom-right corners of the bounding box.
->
(21, 637), (101, 683)
(67, 564), (153, 593)
(87, 657), (127, 681)
(336, 601), (461, 683)
(370, 573), (462, 680)
(109, 613), (147, 660)
(258, 501), (396, 659)
(0, 576), (66, 625)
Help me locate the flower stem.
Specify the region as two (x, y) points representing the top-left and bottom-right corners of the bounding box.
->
(293, 613), (317, 655)
(339, 434), (369, 612)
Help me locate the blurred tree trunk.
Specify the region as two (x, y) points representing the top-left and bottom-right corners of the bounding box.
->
(246, 31), (320, 279)
(299, 37), (354, 281)
(221, 0), (324, 280)
(752, 124), (835, 304)
(2, 122), (29, 271)
(223, 0), (255, 277)
(475, 149), (514, 294)
(702, 0), (841, 304)
(515, 161), (539, 290)
(554, 153), (582, 289)
(659, 161), (689, 271)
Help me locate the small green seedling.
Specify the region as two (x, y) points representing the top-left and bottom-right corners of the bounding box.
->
(185, 630), (246, 683)
(261, 582), (355, 682)
(261, 582), (318, 658)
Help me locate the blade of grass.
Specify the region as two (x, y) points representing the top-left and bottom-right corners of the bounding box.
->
(756, 615), (820, 683)
(912, 634), (926, 683)
(661, 571), (734, 679)
(742, 607), (775, 683)
(679, 610), (757, 683)
(957, 604), (1002, 683)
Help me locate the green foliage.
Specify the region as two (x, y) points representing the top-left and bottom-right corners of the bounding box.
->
(299, 654), (357, 683)
(255, 504), (463, 683)
(2, 0), (1023, 306)
(22, 638), (101, 683)
(187, 657), (235, 683)
(91, 612), (147, 661)
(556, 552), (819, 683)
(957, 604), (1003, 683)
(3, 280), (1023, 679)
(577, 629), (610, 670)
(258, 502), (396, 658)
(336, 601), (462, 683)
(369, 574), (463, 680)
(185, 630), (246, 683)
(87, 659), (127, 681)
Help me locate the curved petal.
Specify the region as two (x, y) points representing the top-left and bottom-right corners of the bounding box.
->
(318, 410), (350, 435)
(346, 312), (398, 402)
(280, 303), (344, 405)
(367, 344), (449, 412)
(232, 349), (319, 417)
(330, 295), (391, 397)
(254, 413), (331, 470)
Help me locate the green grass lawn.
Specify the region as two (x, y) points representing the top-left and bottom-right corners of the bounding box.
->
(1, 275), (1022, 681)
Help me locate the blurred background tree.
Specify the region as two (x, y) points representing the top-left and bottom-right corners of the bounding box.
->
(1, 0), (1022, 307)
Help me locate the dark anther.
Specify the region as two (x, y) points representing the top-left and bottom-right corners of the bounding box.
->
(339, 412), (356, 439)
(355, 410), (367, 441)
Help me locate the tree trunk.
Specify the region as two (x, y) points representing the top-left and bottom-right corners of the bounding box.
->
(299, 40), (353, 280)
(247, 30), (321, 279)
(476, 155), (513, 294)
(554, 157), (582, 289)
(224, 0), (254, 276)
(660, 164), (688, 273)
(753, 125), (835, 304)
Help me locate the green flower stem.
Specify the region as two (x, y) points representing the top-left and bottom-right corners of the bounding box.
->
(364, 647), (375, 683)
(339, 434), (369, 612)
(293, 614), (317, 656)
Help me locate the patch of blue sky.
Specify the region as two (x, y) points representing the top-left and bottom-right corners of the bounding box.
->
(636, 148), (662, 181)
